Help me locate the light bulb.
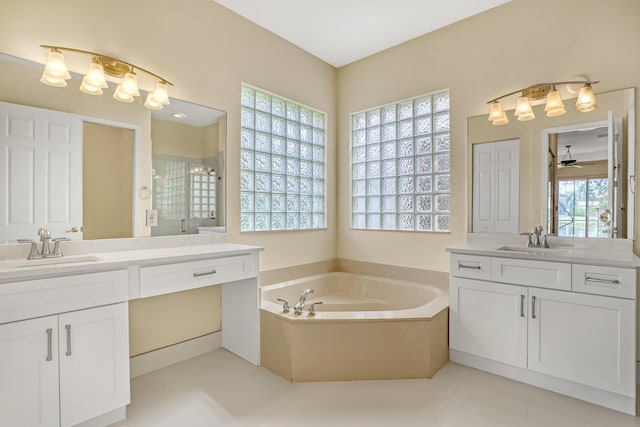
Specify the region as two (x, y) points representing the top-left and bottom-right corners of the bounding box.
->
(488, 101), (505, 122)
(79, 79), (103, 95)
(492, 110), (509, 125)
(514, 96), (533, 117)
(120, 72), (140, 97)
(144, 93), (163, 110)
(544, 89), (566, 117)
(82, 62), (108, 88)
(151, 81), (170, 105)
(113, 86), (134, 103)
(41, 49), (71, 86)
(576, 84), (597, 113)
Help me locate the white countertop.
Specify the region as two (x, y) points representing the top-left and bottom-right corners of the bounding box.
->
(0, 242), (263, 283)
(448, 234), (640, 268)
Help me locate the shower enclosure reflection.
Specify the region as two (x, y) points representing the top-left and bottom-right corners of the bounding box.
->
(151, 100), (226, 235)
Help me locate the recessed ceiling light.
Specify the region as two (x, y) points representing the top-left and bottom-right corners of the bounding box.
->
(172, 113), (186, 119)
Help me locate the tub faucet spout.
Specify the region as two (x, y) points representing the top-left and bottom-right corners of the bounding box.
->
(294, 288), (314, 315)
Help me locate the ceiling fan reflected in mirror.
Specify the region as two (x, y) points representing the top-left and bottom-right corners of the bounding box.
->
(558, 145), (595, 169)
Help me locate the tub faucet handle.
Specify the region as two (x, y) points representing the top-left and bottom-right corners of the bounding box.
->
(276, 298), (290, 313)
(308, 301), (323, 316)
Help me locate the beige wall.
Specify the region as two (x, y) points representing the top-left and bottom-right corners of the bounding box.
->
(128, 286), (221, 357)
(336, 0), (640, 272)
(83, 123), (134, 239)
(151, 118), (218, 159)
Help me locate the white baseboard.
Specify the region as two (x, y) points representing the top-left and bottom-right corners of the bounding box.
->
(130, 332), (222, 378)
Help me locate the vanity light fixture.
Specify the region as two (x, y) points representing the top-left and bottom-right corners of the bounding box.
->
(40, 45), (173, 110)
(487, 80), (598, 125)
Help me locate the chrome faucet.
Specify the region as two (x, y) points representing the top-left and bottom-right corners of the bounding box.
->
(523, 226), (549, 248)
(18, 228), (69, 260)
(293, 288), (314, 315)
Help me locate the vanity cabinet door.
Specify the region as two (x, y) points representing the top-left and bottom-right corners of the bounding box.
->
(0, 315), (60, 427)
(450, 277), (528, 368)
(528, 288), (635, 397)
(58, 303), (130, 427)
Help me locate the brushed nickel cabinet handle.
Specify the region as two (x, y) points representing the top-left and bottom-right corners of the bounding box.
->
(520, 295), (525, 318)
(458, 262), (481, 270)
(65, 324), (72, 356)
(46, 328), (53, 362)
(585, 276), (620, 284)
(193, 270), (217, 277)
(531, 296), (537, 319)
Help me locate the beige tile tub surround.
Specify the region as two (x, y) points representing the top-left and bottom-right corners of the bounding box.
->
(261, 308), (449, 382)
(260, 258), (449, 288)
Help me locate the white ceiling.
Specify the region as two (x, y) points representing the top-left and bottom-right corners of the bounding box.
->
(214, 0), (511, 67)
(151, 98), (226, 127)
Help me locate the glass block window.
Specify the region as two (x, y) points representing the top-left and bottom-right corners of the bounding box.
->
(240, 84), (326, 231)
(190, 170), (216, 220)
(351, 91), (450, 232)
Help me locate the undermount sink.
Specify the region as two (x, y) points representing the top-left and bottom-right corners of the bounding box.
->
(0, 255), (102, 269)
(496, 245), (571, 255)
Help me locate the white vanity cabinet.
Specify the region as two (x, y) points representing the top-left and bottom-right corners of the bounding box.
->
(449, 252), (636, 414)
(527, 287), (635, 396)
(0, 270), (130, 427)
(449, 277), (527, 368)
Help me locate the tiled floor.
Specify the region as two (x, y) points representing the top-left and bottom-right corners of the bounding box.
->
(113, 349), (640, 427)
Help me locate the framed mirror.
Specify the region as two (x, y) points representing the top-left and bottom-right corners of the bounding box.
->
(0, 52), (226, 243)
(467, 87), (635, 239)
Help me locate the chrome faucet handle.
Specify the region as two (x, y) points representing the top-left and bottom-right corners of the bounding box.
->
(520, 232), (533, 247)
(18, 239), (39, 260)
(532, 227), (541, 247)
(308, 301), (323, 316)
(276, 298), (290, 313)
(51, 237), (69, 257)
(540, 235), (550, 249)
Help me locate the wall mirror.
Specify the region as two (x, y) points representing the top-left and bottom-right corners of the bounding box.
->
(467, 87), (636, 239)
(0, 53), (226, 243)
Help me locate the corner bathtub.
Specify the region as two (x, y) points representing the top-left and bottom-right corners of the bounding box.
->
(260, 272), (449, 382)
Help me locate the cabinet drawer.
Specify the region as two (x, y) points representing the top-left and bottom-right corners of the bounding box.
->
(572, 264), (636, 299)
(491, 258), (571, 290)
(139, 254), (257, 298)
(450, 254), (491, 280)
(0, 270), (129, 325)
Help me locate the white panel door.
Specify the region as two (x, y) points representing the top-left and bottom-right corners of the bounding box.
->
(450, 277), (528, 368)
(528, 288), (635, 396)
(608, 112), (624, 238)
(0, 101), (82, 242)
(0, 316), (60, 427)
(473, 139), (519, 234)
(472, 143), (495, 233)
(494, 139), (519, 233)
(58, 303), (130, 427)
